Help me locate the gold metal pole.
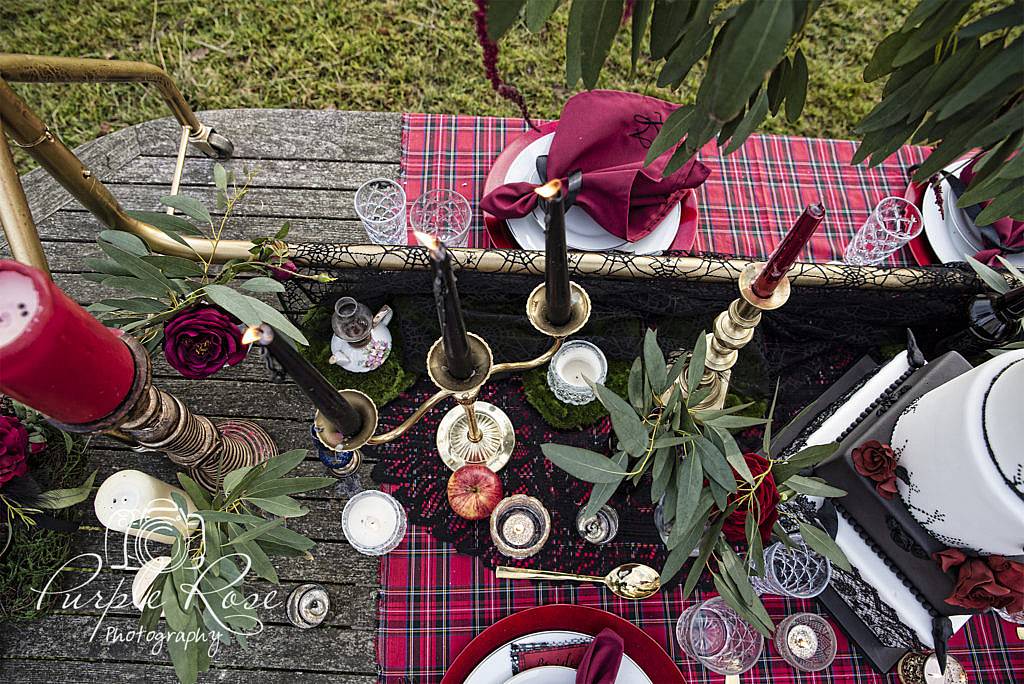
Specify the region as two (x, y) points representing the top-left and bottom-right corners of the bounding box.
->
(0, 118), (48, 273)
(0, 53), (202, 130)
(0, 77), (251, 262)
(166, 124), (191, 215)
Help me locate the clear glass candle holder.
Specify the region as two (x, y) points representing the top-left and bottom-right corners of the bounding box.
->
(750, 536), (832, 599)
(341, 490), (407, 556)
(676, 597), (763, 676)
(774, 613), (837, 672)
(546, 340), (607, 405)
(409, 189), (472, 247)
(843, 196), (923, 266)
(354, 178), (408, 245)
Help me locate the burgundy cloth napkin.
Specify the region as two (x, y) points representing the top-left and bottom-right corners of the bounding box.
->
(575, 628), (624, 684)
(481, 90), (711, 243)
(959, 160), (1023, 265)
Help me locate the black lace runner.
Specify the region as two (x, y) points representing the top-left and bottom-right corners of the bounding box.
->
(280, 247), (981, 574)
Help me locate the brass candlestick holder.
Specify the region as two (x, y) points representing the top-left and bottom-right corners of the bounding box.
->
(52, 336), (276, 491)
(314, 281), (592, 472)
(677, 262), (791, 411)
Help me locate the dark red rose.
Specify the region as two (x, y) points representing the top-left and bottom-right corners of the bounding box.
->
(851, 440), (899, 498)
(988, 556), (1024, 614)
(270, 260), (298, 281)
(720, 452), (780, 545)
(163, 305), (250, 380)
(0, 415), (30, 487)
(933, 548), (968, 573)
(946, 558), (1013, 611)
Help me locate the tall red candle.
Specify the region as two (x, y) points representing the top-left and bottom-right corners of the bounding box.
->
(751, 203), (826, 299)
(0, 260), (135, 424)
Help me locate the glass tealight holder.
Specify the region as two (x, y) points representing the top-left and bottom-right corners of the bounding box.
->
(490, 494), (551, 559)
(774, 613), (837, 673)
(547, 340), (607, 405)
(576, 505), (619, 545)
(341, 490), (407, 556)
(354, 178), (408, 245)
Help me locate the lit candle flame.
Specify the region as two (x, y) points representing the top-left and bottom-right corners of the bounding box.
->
(534, 178), (563, 200)
(413, 230), (442, 257)
(242, 324), (268, 346)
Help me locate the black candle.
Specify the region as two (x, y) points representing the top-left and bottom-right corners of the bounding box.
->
(415, 231), (475, 380)
(244, 323), (363, 437)
(536, 179), (572, 326)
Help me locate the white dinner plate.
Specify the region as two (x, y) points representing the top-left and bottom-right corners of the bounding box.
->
(464, 630), (653, 684)
(922, 159), (1024, 266)
(503, 133), (681, 254)
(505, 665), (576, 684)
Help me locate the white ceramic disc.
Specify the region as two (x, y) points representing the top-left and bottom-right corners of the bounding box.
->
(464, 630), (652, 684)
(503, 133), (680, 254)
(504, 666), (576, 684)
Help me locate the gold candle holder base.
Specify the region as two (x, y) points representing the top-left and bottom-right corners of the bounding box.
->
(526, 281), (591, 339)
(437, 400), (515, 471)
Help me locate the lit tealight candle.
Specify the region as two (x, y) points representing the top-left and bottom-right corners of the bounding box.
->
(342, 490), (407, 555)
(547, 340), (607, 405)
(94, 470), (197, 545)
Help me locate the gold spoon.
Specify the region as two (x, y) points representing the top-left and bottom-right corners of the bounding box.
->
(495, 562), (661, 600)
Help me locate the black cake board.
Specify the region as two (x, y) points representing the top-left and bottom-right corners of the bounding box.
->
(770, 352), (973, 673)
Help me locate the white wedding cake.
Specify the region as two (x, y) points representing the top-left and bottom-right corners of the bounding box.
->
(892, 349), (1024, 556)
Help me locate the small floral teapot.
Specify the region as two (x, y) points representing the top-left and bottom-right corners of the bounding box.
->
(328, 297), (393, 373)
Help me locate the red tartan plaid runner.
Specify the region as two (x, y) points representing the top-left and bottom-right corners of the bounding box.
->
(378, 114), (1024, 682)
(398, 113), (930, 264)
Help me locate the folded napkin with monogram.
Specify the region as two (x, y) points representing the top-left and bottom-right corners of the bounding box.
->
(509, 628), (624, 683)
(954, 160), (1023, 265)
(481, 90), (710, 243)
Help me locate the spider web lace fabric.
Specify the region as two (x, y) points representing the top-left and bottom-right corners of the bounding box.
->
(279, 247), (983, 578)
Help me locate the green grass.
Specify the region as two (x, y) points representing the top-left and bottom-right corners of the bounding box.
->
(2, 0), (917, 172)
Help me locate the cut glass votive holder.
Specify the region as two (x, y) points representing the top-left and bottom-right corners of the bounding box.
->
(750, 536), (832, 599)
(409, 189), (472, 247)
(354, 178), (408, 245)
(341, 490), (407, 556)
(547, 340), (607, 405)
(490, 494), (551, 559)
(676, 596), (763, 676)
(773, 613), (837, 672)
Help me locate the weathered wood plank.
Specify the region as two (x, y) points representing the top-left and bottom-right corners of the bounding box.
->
(0, 660), (378, 684)
(0, 615), (375, 672)
(109, 155), (397, 190)
(46, 570), (377, 628)
(71, 531), (379, 586)
(19, 126), (141, 224)
(35, 209), (369, 247)
(135, 110), (402, 163)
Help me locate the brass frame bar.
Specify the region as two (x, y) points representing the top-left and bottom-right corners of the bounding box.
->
(0, 53), (202, 131)
(166, 124), (191, 215)
(0, 118), (47, 274)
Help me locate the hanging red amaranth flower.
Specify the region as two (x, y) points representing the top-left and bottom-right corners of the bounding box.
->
(473, 0), (537, 130)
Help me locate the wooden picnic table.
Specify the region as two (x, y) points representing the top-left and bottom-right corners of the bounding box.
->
(0, 109), (399, 682)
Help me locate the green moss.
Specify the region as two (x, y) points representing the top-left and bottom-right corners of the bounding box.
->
(523, 359), (630, 430)
(297, 305), (417, 408)
(0, 424), (89, 620)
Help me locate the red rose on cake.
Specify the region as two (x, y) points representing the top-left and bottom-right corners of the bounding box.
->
(934, 549), (1024, 613)
(851, 439), (899, 499)
(720, 452), (780, 545)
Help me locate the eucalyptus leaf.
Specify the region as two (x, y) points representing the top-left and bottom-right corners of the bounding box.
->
(799, 521), (852, 572)
(644, 105), (694, 165)
(628, 357), (645, 411)
(650, 0), (694, 59)
(213, 164), (228, 192)
(224, 518), (285, 547)
(937, 39), (1024, 122)
(202, 284), (309, 345)
(578, 0), (624, 89)
(246, 495), (308, 518)
(525, 0), (560, 32)
(966, 255), (1012, 294)
(99, 230), (149, 256)
(34, 470), (97, 510)
(97, 297), (167, 314)
(592, 383), (647, 456)
(783, 474), (847, 498)
(785, 48), (808, 123)
(100, 275), (170, 299)
(659, 24), (713, 88)
(703, 414), (767, 429)
(565, 0), (584, 86)
(223, 465), (255, 497)
(686, 331), (707, 396)
(767, 55), (790, 115)
(724, 88), (768, 154)
(240, 276), (286, 293)
(630, 0), (653, 70)
(682, 509), (730, 598)
(161, 194), (213, 225)
(541, 443), (628, 483)
(247, 476), (336, 499)
(142, 255), (205, 278)
(864, 31), (907, 82)
(660, 517), (703, 583)
(674, 444), (704, 538)
(487, 0), (526, 40)
(584, 451), (629, 519)
(127, 210), (203, 235)
(252, 448), (310, 484)
(642, 329), (667, 393)
(693, 436), (735, 493)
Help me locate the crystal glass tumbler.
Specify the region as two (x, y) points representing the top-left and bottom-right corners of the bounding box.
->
(409, 189), (472, 247)
(843, 196), (923, 265)
(354, 178), (407, 245)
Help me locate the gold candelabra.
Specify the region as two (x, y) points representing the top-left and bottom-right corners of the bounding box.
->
(676, 262), (792, 411)
(313, 281), (592, 472)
